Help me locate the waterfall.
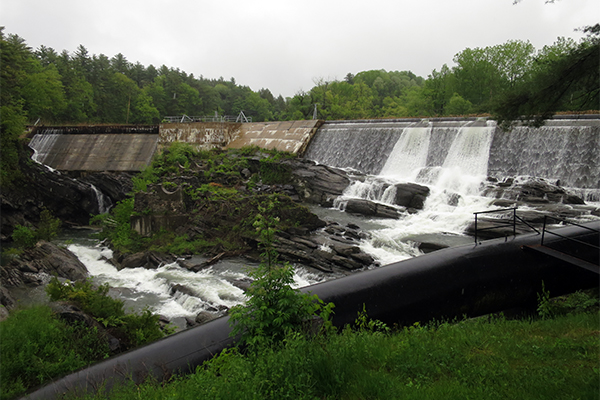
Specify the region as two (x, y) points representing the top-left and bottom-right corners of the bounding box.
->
(90, 184), (112, 214)
(304, 121), (412, 174)
(487, 119), (600, 189)
(29, 133), (61, 166)
(379, 123), (432, 181)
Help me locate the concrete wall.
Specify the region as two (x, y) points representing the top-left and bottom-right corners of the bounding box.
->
(30, 133), (159, 172)
(226, 120), (323, 156)
(158, 122), (242, 153)
(29, 120), (323, 172)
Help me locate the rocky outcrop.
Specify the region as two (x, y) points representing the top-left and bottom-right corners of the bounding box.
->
(273, 222), (376, 273)
(483, 177), (585, 205)
(111, 250), (175, 271)
(1, 153), (102, 239)
(343, 199), (403, 219)
(287, 159), (351, 206)
(79, 171), (134, 205)
(1, 241), (88, 288)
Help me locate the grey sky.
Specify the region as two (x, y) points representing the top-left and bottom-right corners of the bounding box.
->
(2, 0), (598, 98)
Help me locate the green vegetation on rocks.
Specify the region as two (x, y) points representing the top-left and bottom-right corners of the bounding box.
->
(91, 144), (314, 257)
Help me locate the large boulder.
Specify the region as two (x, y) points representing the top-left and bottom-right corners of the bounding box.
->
(344, 198), (403, 219)
(287, 159), (351, 206)
(483, 177), (585, 205)
(390, 182), (430, 210)
(8, 241), (88, 282)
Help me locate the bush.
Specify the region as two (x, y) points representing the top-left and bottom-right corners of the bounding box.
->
(0, 306), (109, 400)
(36, 207), (61, 242)
(229, 201), (334, 349)
(46, 277), (166, 349)
(11, 225), (37, 249)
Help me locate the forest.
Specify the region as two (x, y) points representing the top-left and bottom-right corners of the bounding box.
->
(1, 25), (597, 127)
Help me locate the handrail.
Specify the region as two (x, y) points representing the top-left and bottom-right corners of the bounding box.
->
(540, 215), (600, 250)
(473, 207), (540, 245)
(162, 115), (253, 123)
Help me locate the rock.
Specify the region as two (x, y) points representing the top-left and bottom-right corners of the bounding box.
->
(3, 241), (88, 285)
(390, 183), (430, 210)
(169, 284), (196, 297)
(195, 311), (218, 325)
(118, 251), (174, 270)
(288, 159), (351, 206)
(344, 198), (402, 219)
(119, 252), (148, 270)
(1, 155), (105, 237)
(482, 177), (585, 206)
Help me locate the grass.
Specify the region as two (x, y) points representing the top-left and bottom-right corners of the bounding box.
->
(72, 307), (599, 400)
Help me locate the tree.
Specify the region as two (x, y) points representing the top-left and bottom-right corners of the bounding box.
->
(493, 24), (599, 128)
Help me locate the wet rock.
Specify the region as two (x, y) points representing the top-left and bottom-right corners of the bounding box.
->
(2, 241), (88, 287)
(117, 251), (174, 270)
(390, 182), (430, 210)
(288, 159), (351, 206)
(344, 198), (403, 219)
(482, 177), (585, 206)
(195, 311), (218, 325)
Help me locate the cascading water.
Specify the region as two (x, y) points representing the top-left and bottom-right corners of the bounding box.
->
(63, 241), (326, 330)
(317, 119), (511, 265)
(379, 122), (432, 181)
(89, 184), (112, 214)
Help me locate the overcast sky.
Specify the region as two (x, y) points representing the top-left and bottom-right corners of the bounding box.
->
(2, 0), (598, 98)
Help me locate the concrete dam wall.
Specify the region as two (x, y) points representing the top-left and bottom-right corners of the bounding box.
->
(29, 120), (322, 172)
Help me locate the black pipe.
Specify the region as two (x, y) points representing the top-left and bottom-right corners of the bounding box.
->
(21, 222), (599, 399)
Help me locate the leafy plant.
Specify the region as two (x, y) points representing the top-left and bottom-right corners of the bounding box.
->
(45, 277), (165, 348)
(11, 224), (37, 249)
(0, 306), (109, 400)
(36, 207), (61, 242)
(229, 200), (334, 349)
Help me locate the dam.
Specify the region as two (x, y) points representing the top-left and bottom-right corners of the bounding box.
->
(28, 116), (599, 195)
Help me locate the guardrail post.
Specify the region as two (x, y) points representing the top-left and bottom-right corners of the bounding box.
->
(541, 215), (547, 246)
(513, 208), (516, 238)
(474, 213), (478, 245)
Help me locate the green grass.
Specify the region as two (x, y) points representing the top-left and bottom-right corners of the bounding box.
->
(0, 306), (109, 400)
(73, 310), (599, 400)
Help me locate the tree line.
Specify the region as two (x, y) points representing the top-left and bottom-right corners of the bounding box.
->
(1, 26), (597, 126)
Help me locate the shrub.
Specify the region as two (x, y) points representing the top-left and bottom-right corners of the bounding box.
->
(46, 277), (165, 349)
(229, 201), (334, 349)
(11, 225), (37, 249)
(0, 306), (109, 400)
(36, 207), (61, 242)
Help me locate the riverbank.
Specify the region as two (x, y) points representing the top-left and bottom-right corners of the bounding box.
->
(65, 292), (600, 400)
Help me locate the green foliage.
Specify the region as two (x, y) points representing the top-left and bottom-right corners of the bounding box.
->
(75, 308), (599, 400)
(11, 224), (37, 249)
(46, 277), (165, 348)
(36, 207), (61, 241)
(90, 198), (138, 252)
(0, 305), (109, 400)
(259, 157), (291, 185)
(229, 201), (334, 349)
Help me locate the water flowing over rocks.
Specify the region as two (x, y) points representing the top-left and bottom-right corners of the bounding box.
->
(1, 161), (101, 239)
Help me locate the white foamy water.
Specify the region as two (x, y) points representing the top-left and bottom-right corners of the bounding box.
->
(333, 120), (498, 265)
(67, 243), (326, 323)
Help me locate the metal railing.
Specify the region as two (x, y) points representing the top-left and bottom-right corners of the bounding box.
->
(540, 215), (600, 250)
(473, 207), (540, 245)
(162, 113), (252, 123)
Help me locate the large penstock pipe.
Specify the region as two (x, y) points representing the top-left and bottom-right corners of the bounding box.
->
(21, 222), (598, 399)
